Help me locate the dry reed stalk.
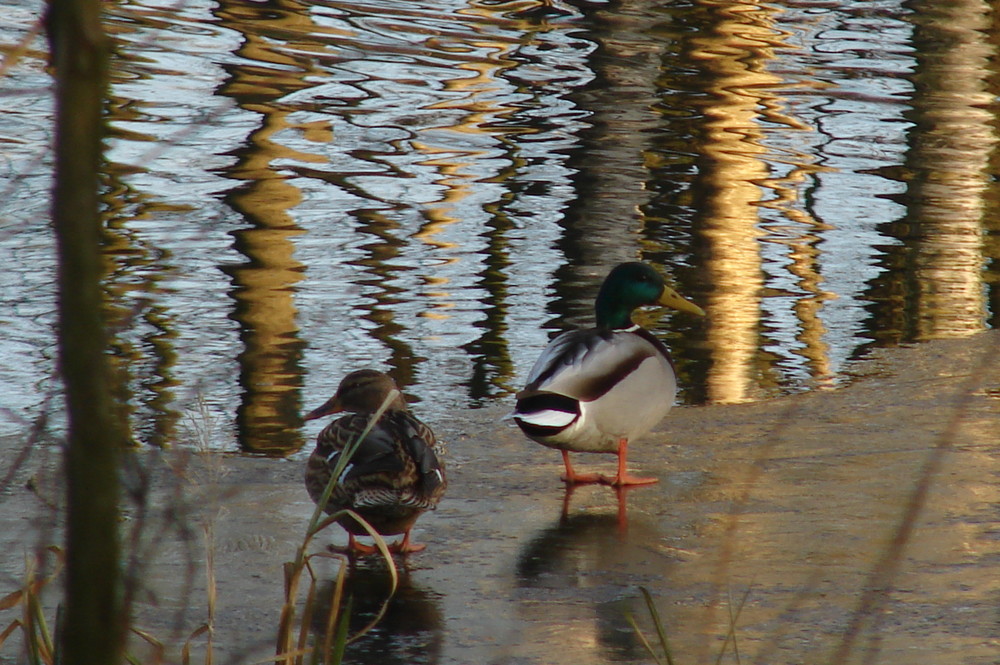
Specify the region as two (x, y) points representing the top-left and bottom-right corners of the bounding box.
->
(0, 546), (63, 665)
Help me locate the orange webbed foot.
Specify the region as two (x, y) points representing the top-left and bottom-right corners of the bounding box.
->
(560, 451), (606, 485)
(391, 531), (427, 554)
(560, 471), (605, 485)
(324, 534), (381, 556)
(329, 532), (429, 556)
(600, 473), (658, 487)
(602, 439), (658, 487)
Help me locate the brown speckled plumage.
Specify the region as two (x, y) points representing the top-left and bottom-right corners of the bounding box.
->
(304, 370), (446, 554)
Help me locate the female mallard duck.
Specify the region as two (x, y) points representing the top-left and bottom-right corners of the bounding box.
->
(304, 369), (446, 554)
(512, 262), (705, 486)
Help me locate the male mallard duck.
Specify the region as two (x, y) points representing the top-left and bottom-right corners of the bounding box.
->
(512, 262), (705, 486)
(304, 369), (446, 554)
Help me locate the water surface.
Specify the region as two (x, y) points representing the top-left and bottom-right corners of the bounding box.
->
(1, 0), (997, 452)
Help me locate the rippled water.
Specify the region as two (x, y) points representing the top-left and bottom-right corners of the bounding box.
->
(1, 0), (997, 451)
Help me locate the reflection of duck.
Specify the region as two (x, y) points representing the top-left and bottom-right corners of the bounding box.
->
(513, 263), (704, 486)
(562, 483), (635, 530)
(313, 559), (443, 665)
(516, 509), (624, 581)
(304, 370), (446, 554)
(515, 503), (651, 662)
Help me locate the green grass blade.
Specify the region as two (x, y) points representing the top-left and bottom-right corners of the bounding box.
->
(638, 586), (675, 665)
(625, 611), (664, 665)
(715, 584), (752, 665)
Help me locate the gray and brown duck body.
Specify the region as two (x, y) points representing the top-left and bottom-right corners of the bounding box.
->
(304, 369), (446, 554)
(512, 262), (704, 486)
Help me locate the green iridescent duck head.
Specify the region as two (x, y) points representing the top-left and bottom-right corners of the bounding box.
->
(594, 262), (705, 330)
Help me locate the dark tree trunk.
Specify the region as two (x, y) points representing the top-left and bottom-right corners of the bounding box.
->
(47, 0), (126, 662)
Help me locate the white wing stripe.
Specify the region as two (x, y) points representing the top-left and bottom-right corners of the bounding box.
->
(515, 408), (576, 428)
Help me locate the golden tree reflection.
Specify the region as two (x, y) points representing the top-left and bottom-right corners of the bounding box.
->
(901, 0), (992, 340)
(215, 0), (322, 452)
(687, 0), (778, 404)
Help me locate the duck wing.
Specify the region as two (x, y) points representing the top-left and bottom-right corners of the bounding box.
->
(314, 413), (400, 474)
(329, 412), (443, 507)
(391, 411), (447, 502)
(521, 328), (669, 402)
(339, 421), (406, 479)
